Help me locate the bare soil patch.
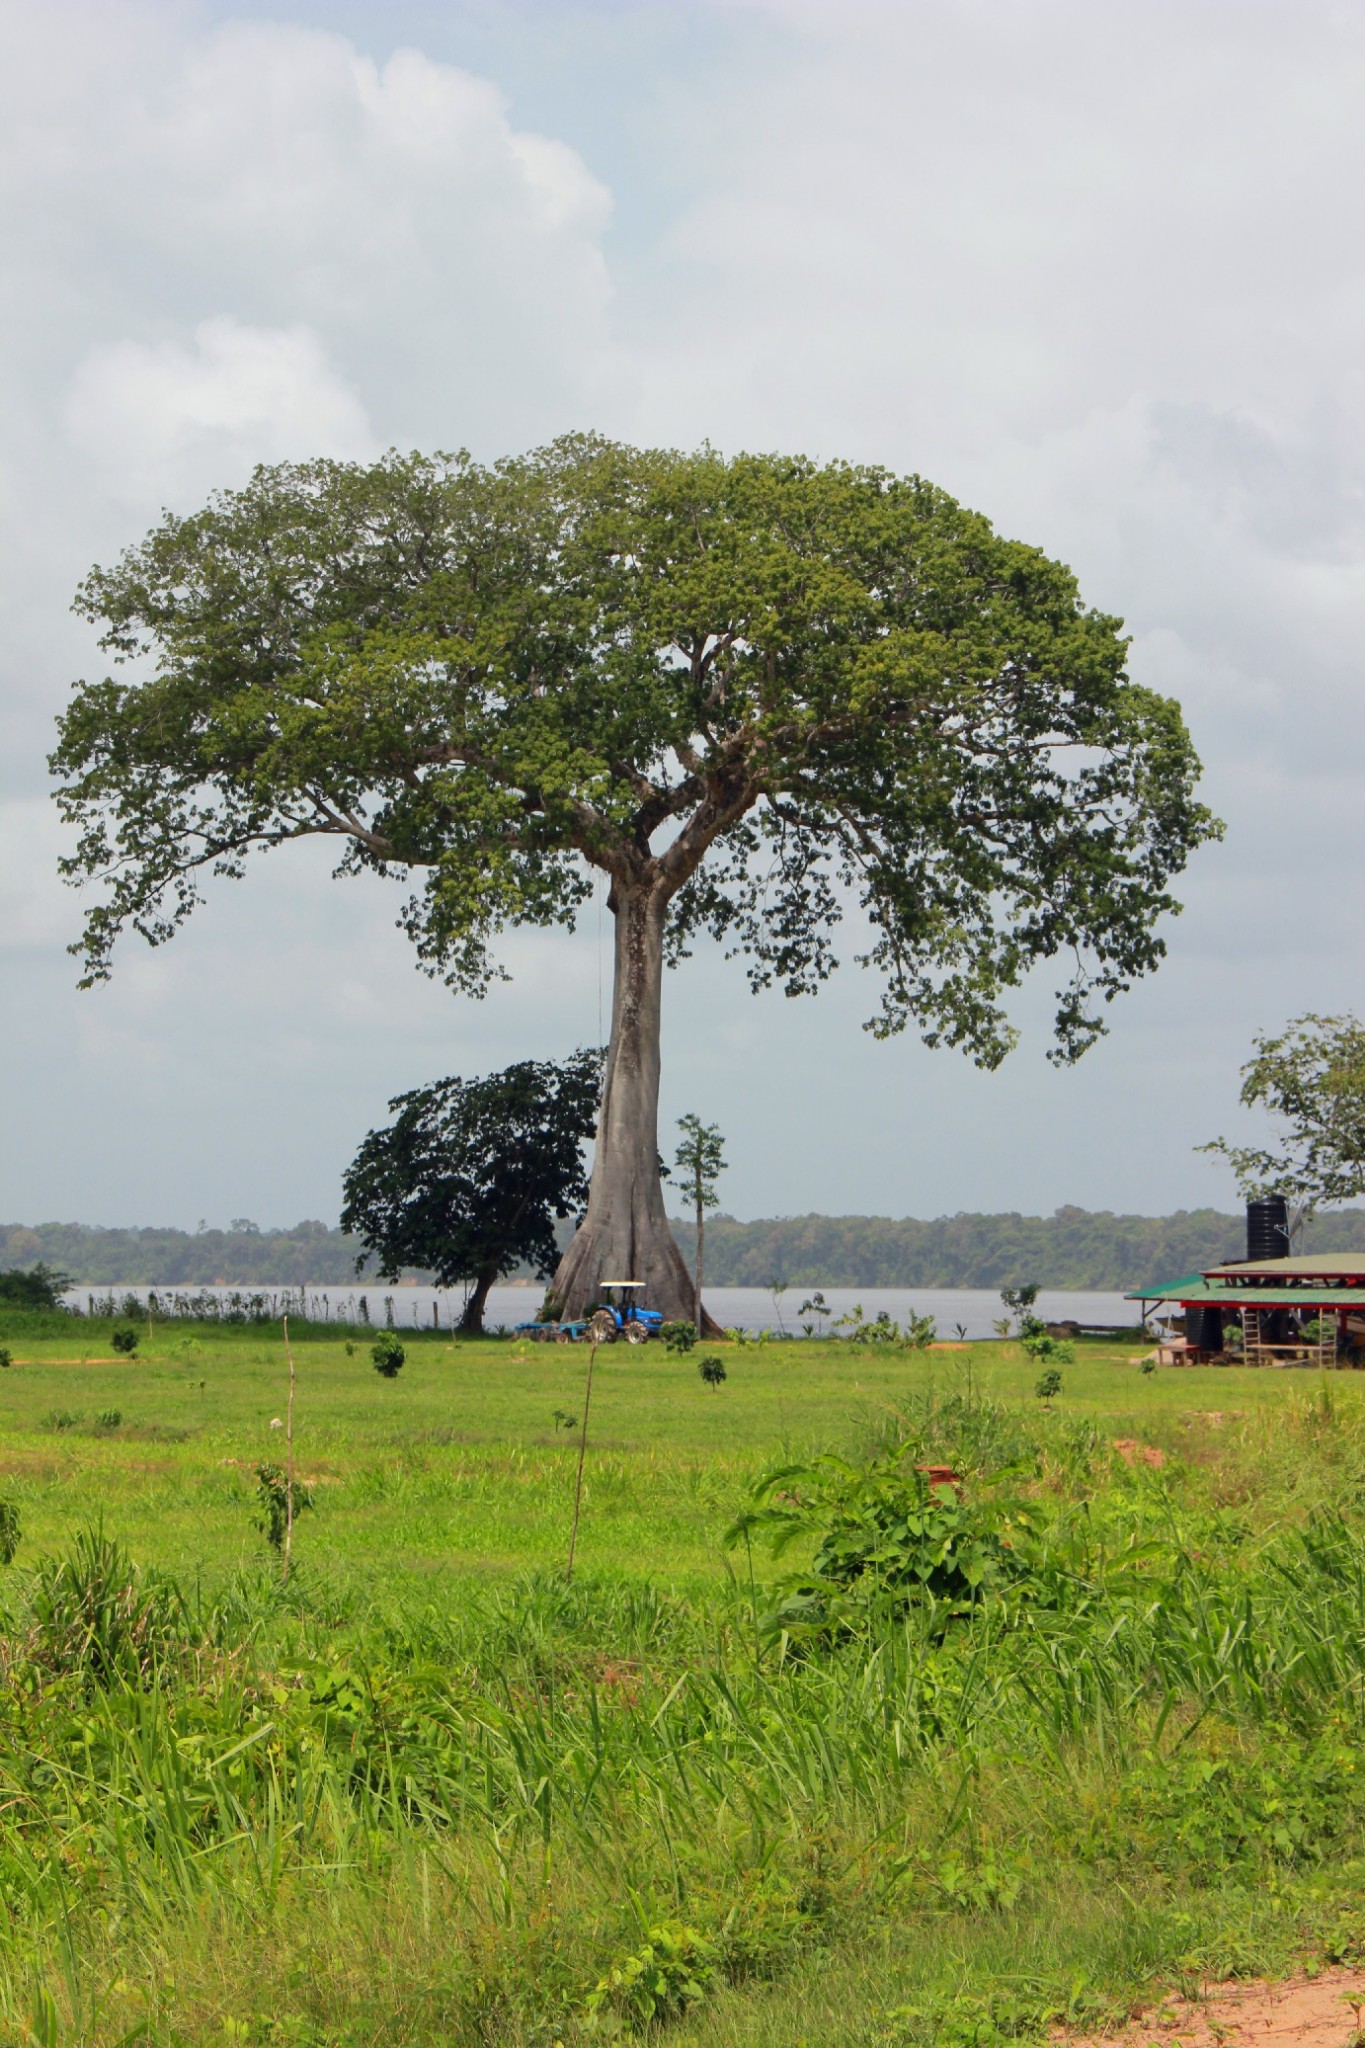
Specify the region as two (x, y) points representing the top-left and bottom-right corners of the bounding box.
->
(1067, 1968), (1365, 2048)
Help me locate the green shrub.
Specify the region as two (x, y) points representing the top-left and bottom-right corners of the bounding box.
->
(110, 1325), (140, 1355)
(94, 1409), (123, 1431)
(729, 1443), (1031, 1643)
(371, 1331), (405, 1378)
(26, 1529), (189, 1685)
(0, 1345), (11, 1369)
(0, 1498), (19, 1564)
(255, 1463), (314, 1551)
(1035, 1368), (1063, 1408)
(0, 1263), (71, 1310)
(585, 1921), (719, 2032)
(661, 1319), (697, 1354)
(699, 1354), (727, 1386)
(41, 1409), (82, 1432)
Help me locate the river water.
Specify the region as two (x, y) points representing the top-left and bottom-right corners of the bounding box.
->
(67, 1283), (1140, 1340)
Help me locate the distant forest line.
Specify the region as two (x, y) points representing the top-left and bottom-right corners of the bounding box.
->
(7, 1207), (1365, 1292)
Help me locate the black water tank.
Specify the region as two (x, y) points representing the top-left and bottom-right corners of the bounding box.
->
(1191, 1306), (1224, 1351)
(1247, 1196), (1290, 1261)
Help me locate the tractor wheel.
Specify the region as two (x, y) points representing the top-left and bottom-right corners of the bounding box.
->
(555, 1328), (574, 1344)
(624, 1321), (650, 1345)
(588, 1311), (617, 1344)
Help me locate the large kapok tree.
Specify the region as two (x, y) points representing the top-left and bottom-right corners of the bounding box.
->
(52, 436), (1220, 1324)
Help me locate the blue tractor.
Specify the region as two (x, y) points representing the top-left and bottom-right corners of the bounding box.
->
(586, 1281), (665, 1346)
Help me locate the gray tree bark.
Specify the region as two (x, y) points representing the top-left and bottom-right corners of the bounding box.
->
(551, 872), (723, 1332)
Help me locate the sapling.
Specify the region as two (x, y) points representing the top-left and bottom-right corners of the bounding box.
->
(1035, 1368), (1063, 1409)
(0, 1346), (11, 1370)
(255, 1464), (312, 1553)
(111, 1326), (139, 1356)
(371, 1331), (405, 1378)
(698, 1356), (727, 1388)
(661, 1320), (696, 1354)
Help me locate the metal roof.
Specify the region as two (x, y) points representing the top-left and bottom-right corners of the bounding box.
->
(1127, 1278), (1365, 1308)
(1204, 1254), (1365, 1279)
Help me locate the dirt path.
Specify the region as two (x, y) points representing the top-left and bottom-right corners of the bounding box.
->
(1068, 1969), (1365, 2048)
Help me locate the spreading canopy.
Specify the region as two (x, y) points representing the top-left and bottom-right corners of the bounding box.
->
(340, 1052), (601, 1333)
(53, 434), (1219, 1069)
(1200, 1013), (1365, 1224)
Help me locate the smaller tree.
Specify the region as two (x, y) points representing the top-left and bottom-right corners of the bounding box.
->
(674, 1115), (727, 1337)
(0, 1264), (72, 1310)
(1200, 1014), (1365, 1238)
(342, 1052), (601, 1336)
(1000, 1283), (1040, 1331)
(371, 1332), (405, 1378)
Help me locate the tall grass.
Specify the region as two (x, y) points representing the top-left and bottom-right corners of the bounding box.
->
(4, 1379), (1365, 2040)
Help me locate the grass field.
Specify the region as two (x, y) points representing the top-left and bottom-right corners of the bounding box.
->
(3, 1310), (1365, 2045)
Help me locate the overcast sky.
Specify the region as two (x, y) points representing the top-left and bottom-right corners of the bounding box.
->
(4, 0), (1364, 1230)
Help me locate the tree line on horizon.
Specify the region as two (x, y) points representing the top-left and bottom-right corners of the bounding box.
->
(10, 1205), (1365, 1294)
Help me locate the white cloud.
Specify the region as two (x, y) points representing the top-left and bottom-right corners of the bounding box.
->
(65, 317), (376, 501)
(9, 0), (1365, 1226)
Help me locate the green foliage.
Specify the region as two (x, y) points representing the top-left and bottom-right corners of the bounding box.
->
(341, 1052), (602, 1330)
(674, 1114), (726, 1213)
(255, 1463), (313, 1552)
(0, 1498), (19, 1564)
(41, 1407), (81, 1431)
(661, 1319), (697, 1353)
(55, 438), (1216, 1074)
(0, 1345), (10, 1370)
(0, 1261), (71, 1309)
(585, 1920), (720, 2032)
(94, 1408), (123, 1431)
(25, 1527), (189, 1685)
(832, 1302), (937, 1348)
(110, 1324), (139, 1355)
(1035, 1368), (1064, 1407)
(729, 1444), (1026, 1641)
(1000, 1282), (1040, 1327)
(1201, 1013), (1365, 1219)
(698, 1354), (727, 1386)
(9, 1327), (1365, 2040)
(371, 1331), (405, 1378)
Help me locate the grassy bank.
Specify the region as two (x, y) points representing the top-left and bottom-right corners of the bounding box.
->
(1, 1315), (1365, 2044)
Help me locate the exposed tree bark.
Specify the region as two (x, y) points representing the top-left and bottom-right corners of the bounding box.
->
(460, 1265), (499, 1336)
(552, 871), (724, 1332)
(694, 1183), (704, 1339)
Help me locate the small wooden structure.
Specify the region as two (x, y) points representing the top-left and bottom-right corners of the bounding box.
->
(1128, 1253), (1365, 1367)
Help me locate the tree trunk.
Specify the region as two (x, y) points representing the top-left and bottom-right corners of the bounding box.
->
(694, 1190), (704, 1337)
(459, 1265), (498, 1335)
(552, 875), (722, 1331)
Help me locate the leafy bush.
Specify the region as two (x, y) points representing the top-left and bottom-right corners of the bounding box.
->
(0, 1262), (71, 1310)
(661, 1319), (697, 1354)
(110, 1325), (140, 1355)
(255, 1463), (314, 1551)
(699, 1354), (727, 1386)
(585, 1921), (719, 2032)
(0, 1345), (10, 1370)
(1035, 1368), (1063, 1408)
(729, 1444), (1030, 1643)
(371, 1331), (405, 1377)
(1019, 1315), (1074, 1367)
(832, 1303), (937, 1348)
(0, 1499), (19, 1564)
(42, 1409), (82, 1432)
